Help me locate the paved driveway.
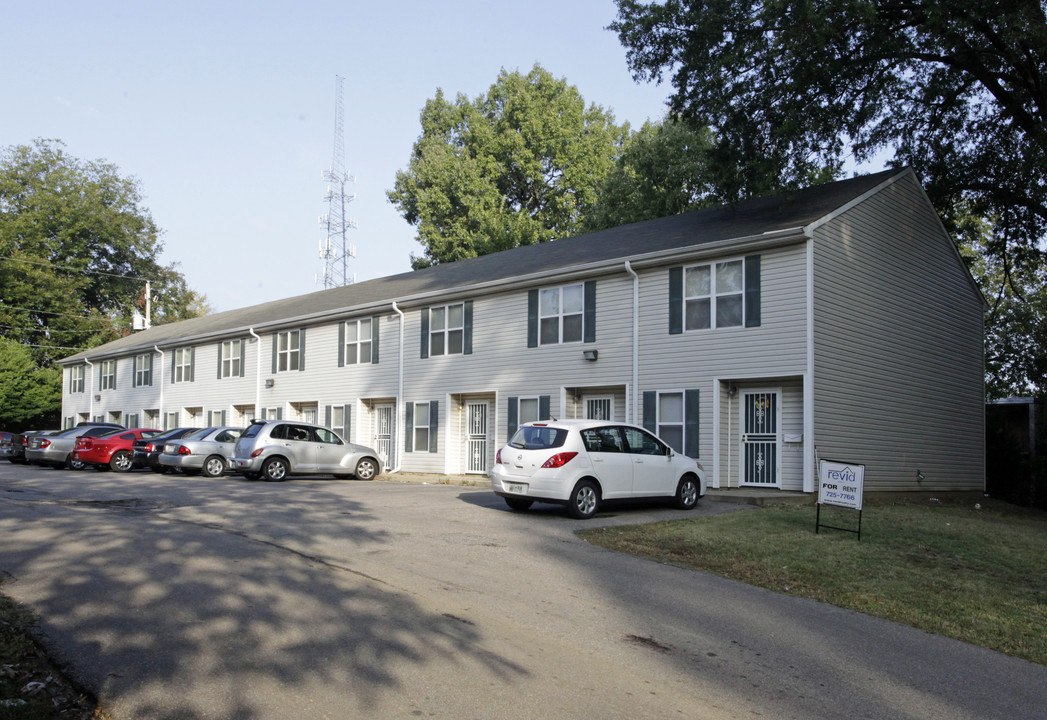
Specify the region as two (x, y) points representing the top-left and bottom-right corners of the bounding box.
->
(0, 464), (1044, 719)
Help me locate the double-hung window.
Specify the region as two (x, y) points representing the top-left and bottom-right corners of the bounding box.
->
(99, 360), (116, 390)
(69, 365), (85, 394)
(429, 304), (464, 356)
(671, 255), (760, 333)
(133, 353), (152, 387)
(540, 284), (583, 344)
(220, 339), (243, 378)
(643, 389), (701, 458)
(173, 348), (194, 383)
(343, 319), (373, 365)
(274, 330), (303, 372)
(405, 400), (439, 453)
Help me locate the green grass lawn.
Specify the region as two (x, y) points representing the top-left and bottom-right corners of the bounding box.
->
(579, 495), (1047, 665)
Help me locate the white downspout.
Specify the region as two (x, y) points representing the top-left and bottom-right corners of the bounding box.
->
(624, 261), (640, 424)
(84, 358), (94, 421)
(153, 346), (164, 425)
(248, 328), (262, 418)
(390, 302), (405, 473)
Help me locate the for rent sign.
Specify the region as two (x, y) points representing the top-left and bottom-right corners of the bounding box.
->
(818, 460), (865, 510)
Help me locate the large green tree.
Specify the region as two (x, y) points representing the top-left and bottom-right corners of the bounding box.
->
(611, 0), (1047, 396)
(388, 64), (629, 268)
(0, 139), (208, 424)
(0, 339), (60, 427)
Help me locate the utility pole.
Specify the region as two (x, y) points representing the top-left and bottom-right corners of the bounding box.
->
(318, 74), (357, 289)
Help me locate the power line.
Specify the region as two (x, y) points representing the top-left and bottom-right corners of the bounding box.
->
(0, 324), (109, 334)
(0, 304), (116, 319)
(0, 255), (152, 281)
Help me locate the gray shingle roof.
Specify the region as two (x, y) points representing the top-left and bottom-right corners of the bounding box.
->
(60, 167), (905, 363)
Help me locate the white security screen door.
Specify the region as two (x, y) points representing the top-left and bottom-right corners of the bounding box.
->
(375, 404), (394, 470)
(466, 402), (488, 474)
(585, 397), (613, 421)
(741, 390), (780, 486)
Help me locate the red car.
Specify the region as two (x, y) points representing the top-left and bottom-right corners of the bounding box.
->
(73, 428), (161, 472)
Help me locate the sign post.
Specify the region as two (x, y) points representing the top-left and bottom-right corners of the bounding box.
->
(816, 459), (865, 540)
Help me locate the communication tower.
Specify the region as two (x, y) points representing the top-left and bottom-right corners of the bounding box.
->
(318, 74), (357, 289)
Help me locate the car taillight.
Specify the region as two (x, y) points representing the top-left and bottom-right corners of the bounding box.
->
(177, 445), (192, 455)
(541, 452), (578, 469)
(144, 443), (155, 452)
(496, 448), (502, 464)
(251, 448), (265, 457)
(40, 439), (51, 449)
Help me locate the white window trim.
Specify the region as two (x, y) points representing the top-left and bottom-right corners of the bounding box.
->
(174, 348), (192, 383)
(539, 284), (584, 345)
(277, 330), (301, 372)
(221, 340), (241, 378)
(69, 365), (85, 394)
(429, 304), (465, 356)
(683, 258), (745, 331)
(135, 353), (152, 386)
(344, 319), (372, 365)
(100, 360), (116, 390)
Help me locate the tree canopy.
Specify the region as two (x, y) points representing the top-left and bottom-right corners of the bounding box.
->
(0, 139), (208, 426)
(388, 64), (629, 268)
(610, 0), (1047, 265)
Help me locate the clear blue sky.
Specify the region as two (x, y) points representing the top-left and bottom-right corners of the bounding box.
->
(2, 0), (682, 313)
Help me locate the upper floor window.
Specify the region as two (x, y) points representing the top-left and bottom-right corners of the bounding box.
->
(133, 353), (152, 387)
(420, 303), (472, 359)
(99, 360), (116, 390)
(430, 304), (463, 356)
(220, 339), (243, 378)
(273, 329), (304, 372)
(173, 347), (194, 383)
(68, 365), (85, 394)
(670, 255), (760, 334)
(342, 319), (373, 365)
(527, 281), (595, 347)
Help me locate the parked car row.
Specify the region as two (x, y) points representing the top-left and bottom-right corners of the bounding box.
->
(9, 419), (383, 482)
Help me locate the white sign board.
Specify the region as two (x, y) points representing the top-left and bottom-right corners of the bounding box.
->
(818, 460), (865, 510)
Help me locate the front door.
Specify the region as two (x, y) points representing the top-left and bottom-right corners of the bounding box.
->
(741, 390), (780, 486)
(375, 404), (394, 470)
(466, 402), (488, 473)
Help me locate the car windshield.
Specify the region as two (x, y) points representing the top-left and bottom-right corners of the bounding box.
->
(508, 426), (568, 450)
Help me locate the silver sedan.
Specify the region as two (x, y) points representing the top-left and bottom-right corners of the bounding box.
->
(158, 426), (243, 477)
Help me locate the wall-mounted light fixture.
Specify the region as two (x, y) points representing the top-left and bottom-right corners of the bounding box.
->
(583, 349), (598, 362)
(94, 394), (101, 401)
(264, 379), (275, 389)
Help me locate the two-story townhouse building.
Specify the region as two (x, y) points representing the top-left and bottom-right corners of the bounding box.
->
(58, 168), (986, 493)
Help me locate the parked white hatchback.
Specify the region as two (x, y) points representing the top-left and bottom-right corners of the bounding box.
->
(491, 419), (706, 519)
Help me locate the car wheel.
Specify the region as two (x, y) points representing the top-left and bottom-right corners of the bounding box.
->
(675, 474), (700, 510)
(568, 480), (600, 519)
(353, 457), (378, 480)
(201, 455), (226, 478)
(109, 450), (133, 473)
(505, 497), (534, 512)
(261, 457), (288, 482)
(65, 456), (86, 471)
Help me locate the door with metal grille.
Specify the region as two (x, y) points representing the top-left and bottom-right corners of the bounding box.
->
(741, 390), (780, 486)
(585, 397), (613, 421)
(466, 402), (488, 473)
(375, 404), (394, 470)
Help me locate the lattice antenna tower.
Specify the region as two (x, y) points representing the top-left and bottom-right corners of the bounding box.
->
(318, 74), (357, 289)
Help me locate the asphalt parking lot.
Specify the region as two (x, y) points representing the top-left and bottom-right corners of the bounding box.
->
(1, 463), (1045, 720)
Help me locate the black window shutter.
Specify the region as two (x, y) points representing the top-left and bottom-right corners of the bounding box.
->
(642, 391), (657, 433)
(527, 290), (538, 348)
(685, 389), (700, 458)
(371, 316), (380, 364)
(189, 347), (196, 382)
(325, 405), (332, 428)
(217, 344), (222, 380)
(271, 334), (278, 373)
(463, 300), (473, 355)
(171, 351), (176, 384)
(744, 255), (761, 328)
(344, 403), (352, 438)
(405, 402), (414, 453)
(132, 356), (138, 387)
(420, 307), (430, 359)
(669, 267), (683, 335)
(298, 328), (306, 371)
(239, 341), (245, 377)
(539, 395), (551, 421)
(276, 407), (283, 420)
(428, 400), (439, 453)
(337, 323), (345, 367)
(583, 280), (596, 343)
(221, 410), (227, 426)
(507, 397), (518, 438)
